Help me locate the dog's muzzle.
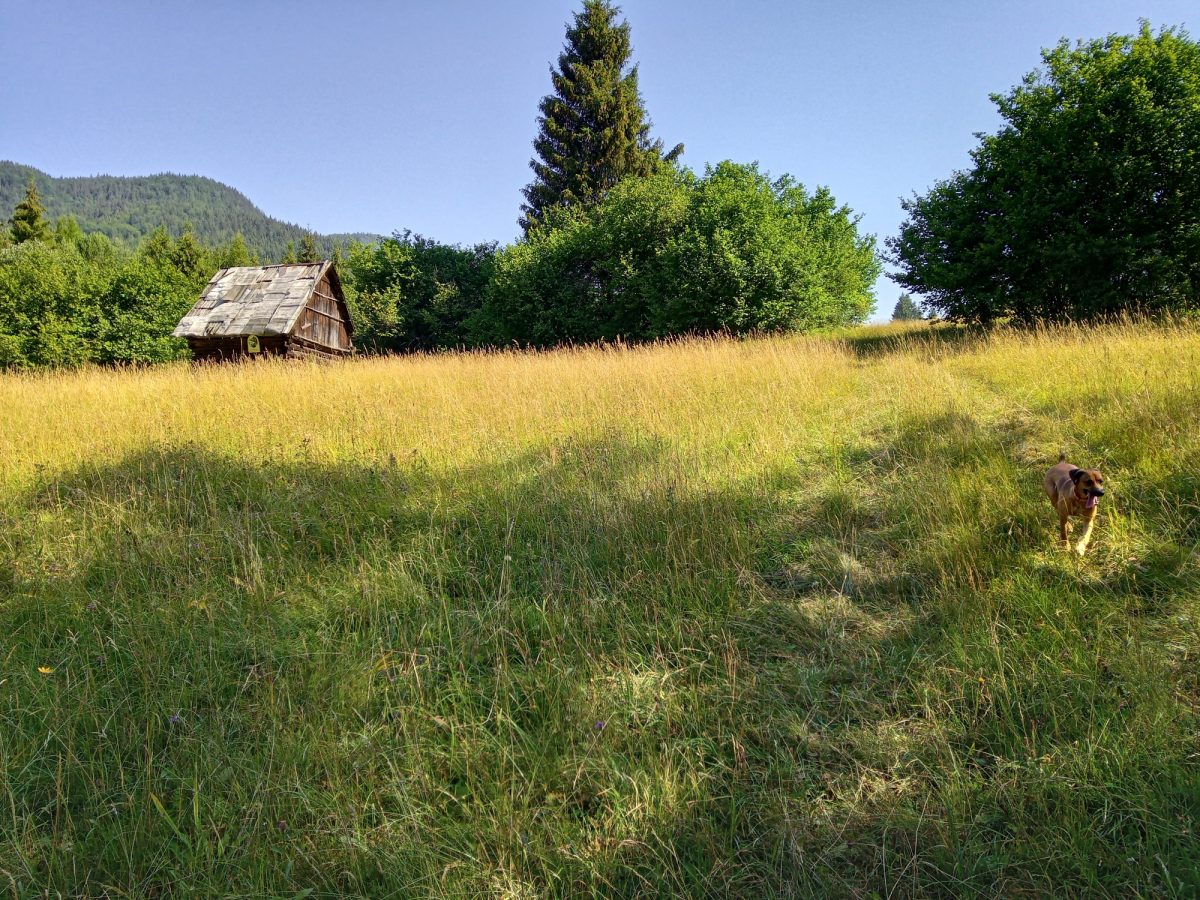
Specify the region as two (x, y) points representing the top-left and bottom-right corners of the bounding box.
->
(1085, 489), (1104, 509)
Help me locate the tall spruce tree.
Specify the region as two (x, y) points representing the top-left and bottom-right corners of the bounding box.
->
(298, 232), (321, 262)
(519, 0), (682, 233)
(10, 177), (51, 244)
(892, 293), (924, 321)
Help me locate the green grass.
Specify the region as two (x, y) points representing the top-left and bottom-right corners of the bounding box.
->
(1, 322), (1197, 896)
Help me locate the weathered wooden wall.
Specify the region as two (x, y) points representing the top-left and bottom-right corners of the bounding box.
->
(187, 332), (349, 362)
(292, 273), (352, 353)
(187, 335), (290, 361)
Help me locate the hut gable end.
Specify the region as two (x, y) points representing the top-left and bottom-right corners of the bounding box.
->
(292, 272), (353, 351)
(173, 261), (354, 360)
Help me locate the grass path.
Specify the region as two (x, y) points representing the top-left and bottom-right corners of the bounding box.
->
(0, 322), (1197, 896)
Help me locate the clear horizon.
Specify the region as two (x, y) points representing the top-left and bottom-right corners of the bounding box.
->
(2, 0), (1194, 320)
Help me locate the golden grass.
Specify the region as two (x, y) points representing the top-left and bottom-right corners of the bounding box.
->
(1, 320), (1197, 895)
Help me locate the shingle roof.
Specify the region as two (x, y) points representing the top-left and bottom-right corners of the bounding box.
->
(172, 262), (337, 339)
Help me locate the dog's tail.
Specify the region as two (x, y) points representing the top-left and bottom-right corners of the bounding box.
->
(1059, 452), (1067, 462)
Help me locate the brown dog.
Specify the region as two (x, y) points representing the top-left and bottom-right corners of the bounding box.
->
(1044, 454), (1105, 555)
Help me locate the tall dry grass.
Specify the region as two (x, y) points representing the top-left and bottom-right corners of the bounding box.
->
(1, 321), (1197, 895)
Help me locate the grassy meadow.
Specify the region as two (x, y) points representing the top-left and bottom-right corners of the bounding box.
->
(1, 321), (1198, 896)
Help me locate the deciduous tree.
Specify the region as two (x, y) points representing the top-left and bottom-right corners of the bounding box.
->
(491, 163), (879, 345)
(889, 24), (1200, 323)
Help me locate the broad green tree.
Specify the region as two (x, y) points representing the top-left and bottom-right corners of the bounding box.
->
(889, 24), (1200, 323)
(10, 177), (51, 244)
(519, 0), (682, 232)
(491, 163), (879, 345)
(342, 232), (496, 352)
(0, 225), (215, 369)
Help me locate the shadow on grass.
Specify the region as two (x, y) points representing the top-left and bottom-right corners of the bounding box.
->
(754, 405), (1200, 894)
(1, 419), (1196, 896)
(837, 322), (974, 358)
(4, 438), (824, 895)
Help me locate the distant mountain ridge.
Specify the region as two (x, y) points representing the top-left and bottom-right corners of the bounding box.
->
(0, 161), (382, 260)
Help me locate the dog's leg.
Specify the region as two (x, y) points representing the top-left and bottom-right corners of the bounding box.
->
(1075, 508), (1097, 556)
(1058, 510), (1071, 550)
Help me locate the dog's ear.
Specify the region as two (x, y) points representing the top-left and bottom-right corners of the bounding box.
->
(1069, 468), (1085, 483)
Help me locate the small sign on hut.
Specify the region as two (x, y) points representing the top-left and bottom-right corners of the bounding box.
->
(173, 261), (354, 361)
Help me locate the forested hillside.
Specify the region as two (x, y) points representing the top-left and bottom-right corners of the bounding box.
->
(0, 162), (380, 260)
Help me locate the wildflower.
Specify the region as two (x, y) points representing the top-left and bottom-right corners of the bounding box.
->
(594, 720), (606, 731)
(168, 712), (183, 726)
(37, 666), (54, 675)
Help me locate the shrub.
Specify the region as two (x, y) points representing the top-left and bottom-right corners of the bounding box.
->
(486, 163), (879, 345)
(342, 232), (497, 352)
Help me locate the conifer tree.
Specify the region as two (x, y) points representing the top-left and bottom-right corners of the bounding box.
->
(170, 224), (207, 279)
(891, 293), (924, 321)
(221, 233), (255, 268)
(519, 0), (682, 232)
(298, 232), (321, 262)
(10, 177), (51, 244)
(282, 241), (298, 264)
(53, 215), (84, 247)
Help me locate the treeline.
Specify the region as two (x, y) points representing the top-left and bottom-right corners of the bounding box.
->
(7, 6), (1187, 368)
(0, 180), (269, 367)
(0, 161), (879, 367)
(0, 162), (378, 262)
(342, 1), (877, 352)
(344, 164), (878, 352)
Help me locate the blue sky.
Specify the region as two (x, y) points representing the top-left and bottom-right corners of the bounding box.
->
(2, 0), (1195, 319)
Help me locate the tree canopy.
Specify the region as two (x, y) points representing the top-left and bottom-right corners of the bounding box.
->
(888, 24), (1200, 323)
(298, 233), (321, 263)
(341, 232), (496, 353)
(0, 162), (380, 261)
(519, 0), (682, 233)
(0, 191), (261, 369)
(492, 163), (879, 345)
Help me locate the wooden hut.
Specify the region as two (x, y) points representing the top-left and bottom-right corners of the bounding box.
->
(173, 261), (354, 361)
